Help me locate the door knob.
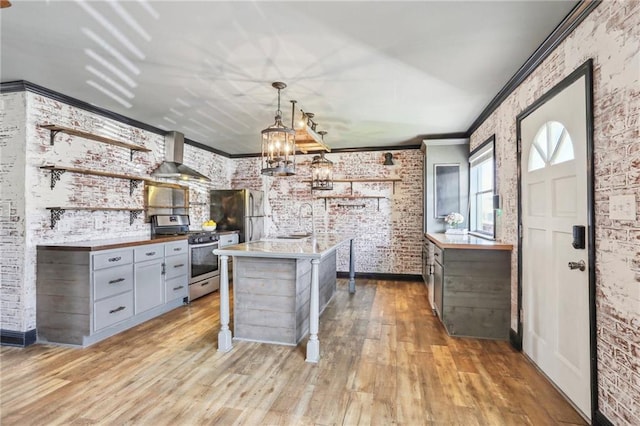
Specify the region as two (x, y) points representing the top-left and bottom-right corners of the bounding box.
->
(568, 260), (586, 271)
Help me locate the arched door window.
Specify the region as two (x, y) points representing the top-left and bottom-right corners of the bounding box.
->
(528, 121), (574, 171)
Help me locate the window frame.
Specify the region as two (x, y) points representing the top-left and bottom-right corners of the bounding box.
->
(468, 135), (496, 240)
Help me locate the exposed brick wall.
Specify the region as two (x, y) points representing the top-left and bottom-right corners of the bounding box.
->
(231, 150), (423, 274)
(0, 91), (230, 333)
(470, 1), (640, 424)
(0, 92), (27, 332)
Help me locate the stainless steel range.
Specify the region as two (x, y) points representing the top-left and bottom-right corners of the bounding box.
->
(151, 215), (220, 301)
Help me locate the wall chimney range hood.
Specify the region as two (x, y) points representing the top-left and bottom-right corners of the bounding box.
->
(151, 131), (211, 182)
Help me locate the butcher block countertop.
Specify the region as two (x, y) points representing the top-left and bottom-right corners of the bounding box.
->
(426, 233), (513, 251)
(37, 234), (187, 252)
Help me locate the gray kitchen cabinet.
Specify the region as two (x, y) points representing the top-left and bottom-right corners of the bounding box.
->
(37, 238), (188, 346)
(164, 242), (188, 302)
(426, 233), (512, 340)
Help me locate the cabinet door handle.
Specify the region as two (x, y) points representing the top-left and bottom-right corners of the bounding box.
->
(173, 285), (184, 291)
(108, 278), (125, 284)
(108, 256), (122, 262)
(173, 248), (181, 252)
(109, 306), (126, 314)
(145, 251), (156, 256)
(174, 264), (185, 268)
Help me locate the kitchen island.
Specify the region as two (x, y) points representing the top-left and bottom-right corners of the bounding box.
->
(213, 234), (355, 363)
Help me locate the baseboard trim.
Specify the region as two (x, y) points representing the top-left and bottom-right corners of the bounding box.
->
(337, 272), (422, 282)
(509, 328), (522, 350)
(1, 329), (37, 347)
(593, 410), (614, 426)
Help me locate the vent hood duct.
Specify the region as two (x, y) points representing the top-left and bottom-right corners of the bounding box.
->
(151, 131), (211, 182)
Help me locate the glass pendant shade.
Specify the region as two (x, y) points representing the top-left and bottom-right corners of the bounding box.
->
(311, 152), (333, 190)
(261, 82), (296, 176)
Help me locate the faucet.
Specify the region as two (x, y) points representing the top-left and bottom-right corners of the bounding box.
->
(299, 202), (315, 236)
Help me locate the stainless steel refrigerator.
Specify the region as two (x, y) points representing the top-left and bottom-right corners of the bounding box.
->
(210, 189), (265, 243)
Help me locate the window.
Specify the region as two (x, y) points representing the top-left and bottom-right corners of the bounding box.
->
(469, 136), (495, 238)
(528, 121), (574, 171)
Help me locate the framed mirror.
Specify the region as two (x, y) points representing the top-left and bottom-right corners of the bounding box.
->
(434, 163), (460, 218)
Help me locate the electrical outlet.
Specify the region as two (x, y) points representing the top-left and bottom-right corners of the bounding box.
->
(94, 215), (104, 229)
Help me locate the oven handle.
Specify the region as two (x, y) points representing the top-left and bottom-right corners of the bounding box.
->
(190, 241), (219, 249)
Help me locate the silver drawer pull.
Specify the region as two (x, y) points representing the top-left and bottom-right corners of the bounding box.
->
(109, 306), (126, 314)
(173, 285), (184, 290)
(108, 278), (125, 284)
(174, 264), (185, 268)
(146, 251), (156, 256)
(108, 256), (122, 262)
(173, 248), (181, 251)
(200, 282), (209, 287)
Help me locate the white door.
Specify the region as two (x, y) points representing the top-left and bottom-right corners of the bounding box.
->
(520, 76), (591, 419)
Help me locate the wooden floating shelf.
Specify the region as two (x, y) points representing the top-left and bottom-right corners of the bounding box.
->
(303, 178), (402, 194)
(39, 124), (151, 159)
(314, 195), (386, 211)
(146, 205), (188, 209)
(40, 165), (152, 194)
(46, 207), (144, 228)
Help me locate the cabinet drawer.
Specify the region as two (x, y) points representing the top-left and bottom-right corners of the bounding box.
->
(93, 249), (133, 270)
(166, 276), (188, 302)
(433, 244), (444, 264)
(165, 241), (188, 256)
(94, 291), (133, 331)
(93, 264), (133, 300)
(165, 254), (188, 279)
(134, 244), (164, 262)
(219, 233), (239, 247)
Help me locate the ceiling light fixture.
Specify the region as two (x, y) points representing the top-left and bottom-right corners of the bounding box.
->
(261, 82), (296, 176)
(311, 131), (333, 190)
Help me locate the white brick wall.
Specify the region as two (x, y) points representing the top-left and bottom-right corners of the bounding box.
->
(231, 150), (423, 274)
(470, 1), (640, 424)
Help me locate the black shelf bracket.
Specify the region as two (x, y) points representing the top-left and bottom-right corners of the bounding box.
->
(48, 169), (66, 189)
(129, 179), (141, 196)
(129, 210), (143, 225)
(49, 208), (65, 229)
(48, 129), (62, 146)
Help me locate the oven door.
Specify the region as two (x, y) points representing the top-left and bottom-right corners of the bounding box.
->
(189, 241), (219, 284)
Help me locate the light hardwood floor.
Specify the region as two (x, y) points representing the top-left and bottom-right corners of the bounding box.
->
(1, 279), (586, 425)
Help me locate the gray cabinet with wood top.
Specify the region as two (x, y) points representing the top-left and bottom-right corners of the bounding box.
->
(427, 233), (512, 340)
(37, 238), (188, 346)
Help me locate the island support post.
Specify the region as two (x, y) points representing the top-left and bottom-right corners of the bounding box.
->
(217, 255), (233, 352)
(348, 239), (356, 294)
(305, 258), (321, 363)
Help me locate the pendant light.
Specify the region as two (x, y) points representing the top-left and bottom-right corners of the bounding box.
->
(311, 131), (333, 190)
(261, 82), (296, 176)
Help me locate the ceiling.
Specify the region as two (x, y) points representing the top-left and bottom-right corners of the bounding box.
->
(1, 1), (578, 155)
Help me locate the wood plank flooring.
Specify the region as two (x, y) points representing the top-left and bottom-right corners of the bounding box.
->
(1, 279), (586, 425)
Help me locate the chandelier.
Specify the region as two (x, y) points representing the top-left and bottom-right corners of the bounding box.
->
(311, 131), (333, 190)
(261, 82), (296, 176)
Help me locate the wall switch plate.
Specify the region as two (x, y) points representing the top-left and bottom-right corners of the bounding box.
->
(0, 202), (10, 220)
(609, 194), (636, 221)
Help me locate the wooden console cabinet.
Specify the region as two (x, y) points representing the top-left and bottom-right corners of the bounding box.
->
(426, 233), (512, 340)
